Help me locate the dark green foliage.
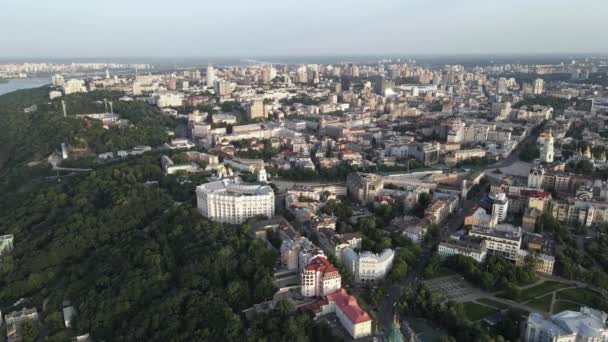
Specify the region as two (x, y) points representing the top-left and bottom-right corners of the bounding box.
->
(0, 87), (343, 341)
(535, 213), (572, 244)
(586, 236), (608, 271)
(248, 301), (342, 342)
(279, 95), (320, 106)
(0, 157), (281, 341)
(566, 160), (595, 176)
(20, 320), (40, 341)
(519, 143), (540, 162)
(234, 139), (281, 160)
(398, 284), (501, 341)
(513, 96), (572, 110)
(0, 87), (174, 192)
(410, 192), (432, 218)
(444, 255), (537, 294)
(457, 155), (497, 167)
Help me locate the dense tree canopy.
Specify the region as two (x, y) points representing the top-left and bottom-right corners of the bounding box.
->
(0, 156), (282, 341)
(0, 87), (340, 341)
(0, 87), (176, 192)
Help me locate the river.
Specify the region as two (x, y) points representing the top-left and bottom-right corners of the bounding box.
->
(0, 77), (49, 96)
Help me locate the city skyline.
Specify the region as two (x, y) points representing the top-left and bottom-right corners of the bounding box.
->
(2, 0), (607, 58)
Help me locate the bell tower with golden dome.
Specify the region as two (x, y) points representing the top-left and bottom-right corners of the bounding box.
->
(541, 128), (554, 163)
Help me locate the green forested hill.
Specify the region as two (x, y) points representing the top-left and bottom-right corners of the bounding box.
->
(0, 156), (282, 341)
(0, 88), (335, 342)
(0, 87), (173, 192)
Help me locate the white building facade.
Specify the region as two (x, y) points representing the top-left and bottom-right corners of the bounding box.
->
(300, 256), (341, 297)
(525, 307), (608, 342)
(196, 178), (275, 224)
(341, 248), (394, 283)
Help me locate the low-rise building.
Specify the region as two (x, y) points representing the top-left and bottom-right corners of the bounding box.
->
(346, 172), (384, 203)
(516, 250), (555, 275)
(425, 200), (449, 225)
(303, 288), (372, 339)
(311, 214), (337, 231)
(465, 206), (497, 228)
(165, 138), (195, 150)
(160, 155), (200, 175)
(438, 238), (488, 263)
(5, 308), (39, 342)
(390, 216), (428, 244)
(445, 149), (486, 166)
(469, 225), (522, 261)
(325, 289), (372, 339)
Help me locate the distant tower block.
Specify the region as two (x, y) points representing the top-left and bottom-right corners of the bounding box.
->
(109, 101), (114, 114)
(105, 69), (110, 79)
(61, 100), (67, 117)
(61, 143), (68, 160)
(257, 168), (268, 183)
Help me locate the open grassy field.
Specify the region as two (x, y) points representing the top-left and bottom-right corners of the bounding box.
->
(556, 288), (608, 311)
(553, 300), (581, 313)
(526, 294), (552, 313)
(462, 302), (497, 321)
(476, 298), (511, 310)
(505, 281), (570, 302)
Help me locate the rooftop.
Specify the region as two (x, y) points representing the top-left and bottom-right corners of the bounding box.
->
(326, 288), (371, 324)
(304, 256), (338, 275)
(528, 307), (608, 338)
(197, 178), (274, 196)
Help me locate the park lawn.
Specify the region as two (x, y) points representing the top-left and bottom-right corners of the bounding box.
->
(463, 302), (498, 321)
(517, 281), (569, 302)
(556, 288), (608, 311)
(426, 267), (456, 279)
(553, 300), (581, 313)
(477, 298), (511, 310)
(526, 294), (552, 313)
(508, 307), (531, 319)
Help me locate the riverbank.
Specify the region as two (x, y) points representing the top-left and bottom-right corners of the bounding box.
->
(0, 77), (49, 96)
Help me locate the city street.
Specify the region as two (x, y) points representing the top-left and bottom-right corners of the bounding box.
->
(376, 124), (545, 333)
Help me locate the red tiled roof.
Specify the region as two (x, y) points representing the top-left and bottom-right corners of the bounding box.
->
(521, 190), (552, 199)
(326, 288), (371, 324)
(304, 256), (338, 274)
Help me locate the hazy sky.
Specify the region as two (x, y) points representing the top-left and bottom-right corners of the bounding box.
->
(2, 0), (607, 58)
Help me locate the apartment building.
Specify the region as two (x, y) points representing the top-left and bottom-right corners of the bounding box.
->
(346, 172), (384, 203)
(469, 226), (522, 261)
(438, 238), (488, 263)
(300, 256), (341, 297)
